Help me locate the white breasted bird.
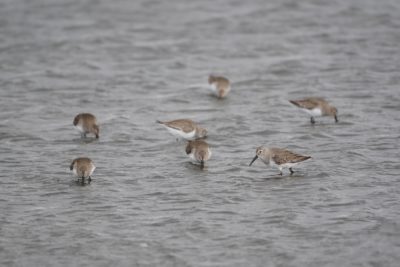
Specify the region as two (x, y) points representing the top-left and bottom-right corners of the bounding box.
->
(290, 97), (338, 124)
(73, 113), (99, 138)
(249, 146), (311, 175)
(157, 119), (207, 141)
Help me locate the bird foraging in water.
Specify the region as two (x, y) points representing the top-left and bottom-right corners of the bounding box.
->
(185, 140), (212, 168)
(73, 113), (99, 138)
(289, 97), (338, 124)
(70, 157), (96, 184)
(249, 146), (311, 176)
(208, 75), (231, 98)
(157, 119), (207, 141)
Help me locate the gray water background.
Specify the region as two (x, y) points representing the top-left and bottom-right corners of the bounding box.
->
(1, 0), (400, 266)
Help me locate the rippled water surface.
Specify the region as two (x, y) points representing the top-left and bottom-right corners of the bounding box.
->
(1, 0), (400, 266)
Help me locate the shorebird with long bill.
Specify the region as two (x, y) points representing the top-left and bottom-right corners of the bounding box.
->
(249, 146), (311, 175)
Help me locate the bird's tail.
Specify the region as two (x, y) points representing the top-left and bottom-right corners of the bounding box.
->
(289, 100), (301, 107)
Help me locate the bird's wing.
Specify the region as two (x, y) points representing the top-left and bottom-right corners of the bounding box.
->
(164, 119), (195, 133)
(290, 98), (321, 110)
(272, 150), (311, 165)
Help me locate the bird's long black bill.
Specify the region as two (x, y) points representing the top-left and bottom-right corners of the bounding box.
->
(249, 155), (258, 166)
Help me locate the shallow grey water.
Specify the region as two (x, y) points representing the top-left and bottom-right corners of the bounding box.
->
(1, 0), (400, 266)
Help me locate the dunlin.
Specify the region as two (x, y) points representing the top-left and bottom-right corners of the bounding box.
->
(289, 97), (338, 124)
(249, 146), (311, 175)
(157, 119), (207, 141)
(73, 113), (99, 138)
(70, 157), (96, 184)
(185, 140), (212, 168)
(208, 75), (231, 98)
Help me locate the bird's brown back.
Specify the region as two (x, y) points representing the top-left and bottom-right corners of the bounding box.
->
(290, 97), (327, 110)
(209, 75), (230, 87)
(186, 140), (209, 155)
(270, 148), (311, 165)
(159, 119), (196, 133)
(71, 157), (94, 177)
(73, 113), (97, 126)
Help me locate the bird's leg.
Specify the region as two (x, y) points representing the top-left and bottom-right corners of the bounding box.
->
(81, 176), (85, 185)
(278, 167), (283, 176)
(334, 115), (338, 123)
(88, 177), (92, 184)
(310, 117), (315, 124)
(289, 168), (294, 175)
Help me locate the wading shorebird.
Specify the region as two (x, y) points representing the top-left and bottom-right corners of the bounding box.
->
(70, 157), (96, 184)
(185, 140), (212, 168)
(289, 97), (338, 124)
(157, 119), (207, 141)
(73, 113), (99, 138)
(249, 146), (311, 176)
(208, 75), (231, 98)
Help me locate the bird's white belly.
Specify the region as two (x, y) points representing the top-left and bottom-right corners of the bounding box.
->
(269, 159), (298, 170)
(165, 126), (196, 140)
(88, 165), (96, 176)
(73, 167), (78, 177)
(269, 160), (279, 169)
(188, 152), (202, 165)
(75, 124), (85, 133)
(303, 108), (322, 117)
(208, 83), (219, 96)
(188, 152), (198, 163)
(281, 162), (299, 169)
